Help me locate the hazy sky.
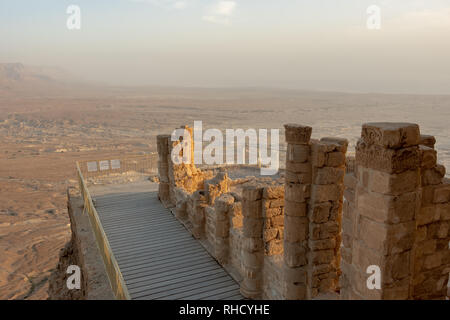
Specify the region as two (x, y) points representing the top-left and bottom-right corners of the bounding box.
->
(1, 0), (450, 94)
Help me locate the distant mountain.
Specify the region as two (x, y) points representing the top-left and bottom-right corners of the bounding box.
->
(0, 63), (88, 96)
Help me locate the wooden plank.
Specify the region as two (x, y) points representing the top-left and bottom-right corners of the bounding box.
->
(129, 268), (228, 296)
(125, 263), (221, 287)
(91, 181), (243, 300)
(122, 254), (214, 278)
(109, 232), (193, 250)
(117, 244), (202, 267)
(178, 284), (241, 300)
(121, 251), (211, 276)
(128, 268), (228, 294)
(137, 276), (234, 300)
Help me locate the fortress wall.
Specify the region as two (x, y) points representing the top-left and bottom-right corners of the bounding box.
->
(413, 136), (450, 299)
(341, 123), (450, 300)
(340, 158), (358, 299)
(155, 122), (449, 300)
(282, 124), (347, 299)
(307, 137), (347, 298)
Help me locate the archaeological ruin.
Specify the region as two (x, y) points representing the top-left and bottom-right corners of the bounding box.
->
(51, 121), (449, 300)
(155, 122), (449, 300)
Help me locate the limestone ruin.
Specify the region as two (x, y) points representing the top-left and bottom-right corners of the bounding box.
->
(156, 122), (450, 300)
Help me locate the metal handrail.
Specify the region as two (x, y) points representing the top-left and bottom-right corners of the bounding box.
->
(76, 162), (131, 300)
(77, 153), (158, 179)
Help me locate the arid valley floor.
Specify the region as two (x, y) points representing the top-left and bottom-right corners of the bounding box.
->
(1, 65), (450, 299)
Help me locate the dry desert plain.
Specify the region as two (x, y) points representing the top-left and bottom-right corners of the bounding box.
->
(1, 69), (450, 299)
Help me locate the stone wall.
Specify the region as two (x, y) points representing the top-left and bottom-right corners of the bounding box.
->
(48, 190), (115, 300)
(341, 123), (450, 300)
(282, 124), (347, 299)
(156, 122), (449, 300)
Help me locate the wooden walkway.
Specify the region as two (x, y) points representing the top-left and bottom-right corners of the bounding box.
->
(90, 181), (242, 300)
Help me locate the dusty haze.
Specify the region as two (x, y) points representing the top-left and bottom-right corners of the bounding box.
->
(1, 0), (450, 300)
(1, 0), (450, 93)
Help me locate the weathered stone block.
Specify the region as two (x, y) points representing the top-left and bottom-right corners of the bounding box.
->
(284, 171), (312, 184)
(287, 144), (310, 163)
(265, 240), (283, 255)
(242, 237), (264, 253)
(284, 200), (307, 217)
(243, 216), (264, 238)
(344, 173), (357, 190)
(382, 278), (410, 300)
(284, 242), (307, 267)
(310, 238), (336, 251)
(284, 124), (312, 144)
(242, 251), (264, 268)
(433, 182), (450, 204)
(269, 198), (285, 208)
(283, 265), (307, 283)
(344, 187), (355, 204)
(310, 221), (339, 240)
(263, 186), (284, 200)
(368, 169), (420, 195)
(311, 184), (343, 203)
(242, 200), (262, 218)
(437, 221), (449, 239)
(355, 140), (420, 174)
(419, 134), (436, 149)
(421, 165), (445, 186)
(286, 161), (312, 174)
(263, 206), (282, 218)
(417, 206), (437, 226)
(283, 282), (307, 300)
(285, 183), (310, 202)
(215, 192), (235, 208)
(313, 166), (345, 185)
(321, 137), (349, 153)
(358, 217), (415, 255)
(242, 186), (264, 201)
(419, 145), (437, 169)
(361, 122), (420, 149)
(423, 252), (443, 270)
(341, 246), (352, 263)
(416, 239), (437, 257)
(436, 203), (450, 221)
(356, 188), (419, 224)
(326, 152), (346, 167)
(264, 228), (278, 242)
(310, 202), (332, 223)
(352, 241), (411, 284)
(284, 216), (308, 242)
(270, 215), (284, 227)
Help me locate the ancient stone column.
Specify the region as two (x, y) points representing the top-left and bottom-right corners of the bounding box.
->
(282, 124), (312, 299)
(307, 137), (347, 298)
(241, 185), (265, 299)
(340, 156), (358, 299)
(348, 122), (422, 299)
(191, 190), (207, 239)
(156, 134), (171, 206)
(214, 194), (235, 264)
(412, 135), (450, 299)
(174, 187), (189, 221)
(262, 186), (285, 256)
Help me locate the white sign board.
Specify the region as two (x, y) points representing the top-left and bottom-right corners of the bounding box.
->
(111, 159), (121, 170)
(87, 162), (98, 172)
(99, 160), (110, 171)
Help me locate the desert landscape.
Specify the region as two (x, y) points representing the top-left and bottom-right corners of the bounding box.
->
(0, 63), (449, 299)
